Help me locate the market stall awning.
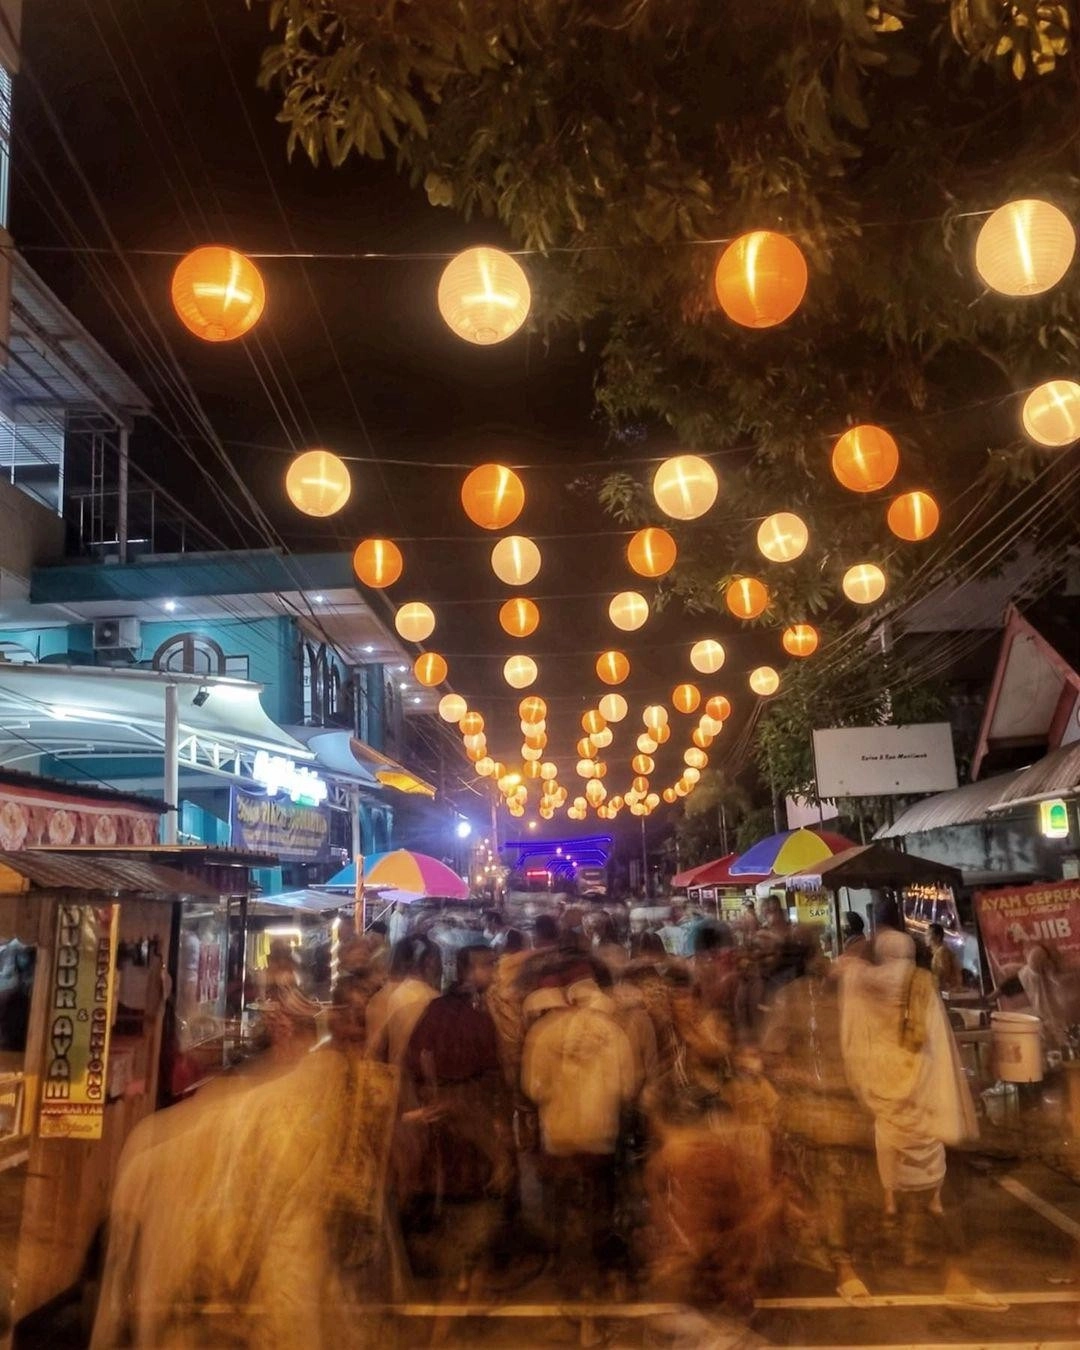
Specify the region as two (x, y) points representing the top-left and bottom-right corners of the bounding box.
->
(0, 664), (309, 782)
(346, 738), (436, 796)
(283, 728), (381, 789)
(0, 849), (220, 897)
(989, 741), (1080, 809)
(671, 859), (719, 889)
(874, 769), (1023, 839)
(688, 854), (768, 888)
(777, 842), (963, 892)
(249, 888), (354, 915)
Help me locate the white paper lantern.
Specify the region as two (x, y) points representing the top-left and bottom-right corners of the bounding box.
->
(1022, 379), (1080, 447)
(395, 601), (436, 642)
(975, 199), (1076, 297)
(690, 640), (725, 675)
(757, 512), (808, 564)
(749, 665), (780, 696)
(491, 535), (541, 586)
(503, 654), (538, 688)
(652, 455), (719, 521)
(599, 693), (628, 723)
(438, 247), (531, 344)
(438, 693), (467, 723)
(842, 563), (886, 605)
(609, 591), (650, 632)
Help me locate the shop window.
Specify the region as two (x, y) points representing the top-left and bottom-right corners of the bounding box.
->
(152, 633), (227, 676)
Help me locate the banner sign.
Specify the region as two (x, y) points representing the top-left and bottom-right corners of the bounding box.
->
(230, 787), (331, 863)
(0, 784), (158, 850)
(40, 903), (119, 1140)
(812, 723), (959, 798)
(973, 879), (1080, 988)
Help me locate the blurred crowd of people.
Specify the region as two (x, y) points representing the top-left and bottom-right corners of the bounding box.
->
(91, 898), (1010, 1347)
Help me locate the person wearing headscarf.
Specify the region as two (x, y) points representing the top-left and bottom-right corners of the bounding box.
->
(839, 930), (1005, 1307)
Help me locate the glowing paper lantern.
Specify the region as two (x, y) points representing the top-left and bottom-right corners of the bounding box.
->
(438, 246), (531, 344)
(458, 715), (483, 741)
(592, 727), (614, 749)
(683, 767), (701, 785)
(523, 729), (547, 750)
(842, 562), (887, 605)
(461, 464), (525, 530)
(500, 596), (540, 638)
(463, 732), (486, 755)
(637, 733), (658, 754)
(519, 696), (547, 724)
(522, 748), (542, 766)
(577, 737), (596, 759)
(1022, 380), (1080, 447)
(476, 756), (495, 777)
(504, 654), (538, 689)
(652, 455), (719, 521)
(685, 747), (708, 769)
(757, 512), (808, 564)
(582, 710), (607, 736)
(491, 535), (541, 586)
(627, 527), (677, 579)
(609, 591), (650, 632)
(586, 779), (607, 807)
(576, 758), (596, 779)
(725, 576), (769, 620)
(353, 538), (403, 589)
(705, 695), (731, 723)
(831, 425), (899, 494)
(887, 491), (940, 542)
(593, 762), (608, 779)
(662, 788), (677, 804)
(171, 246), (265, 342)
(671, 683), (701, 715)
(749, 665), (780, 696)
(285, 449), (351, 517)
(596, 650), (630, 685)
(782, 624), (819, 658)
(692, 728), (713, 750)
(414, 652), (447, 686)
(700, 713), (724, 736)
(643, 704), (669, 733)
(540, 761), (558, 781)
(521, 719), (545, 738)
(599, 693), (628, 722)
(713, 231), (808, 329)
(632, 776), (650, 797)
(395, 601), (436, 642)
(975, 199), (1075, 297)
(438, 693), (467, 723)
(673, 781), (689, 798)
(690, 640), (725, 675)
(632, 754), (655, 776)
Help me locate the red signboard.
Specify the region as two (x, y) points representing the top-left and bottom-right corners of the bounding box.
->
(0, 783), (159, 850)
(973, 879), (1080, 988)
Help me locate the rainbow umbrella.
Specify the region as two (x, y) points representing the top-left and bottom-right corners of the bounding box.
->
(729, 827), (857, 878)
(324, 850), (468, 901)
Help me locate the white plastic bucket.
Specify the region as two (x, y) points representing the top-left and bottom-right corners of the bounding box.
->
(991, 1011), (1044, 1083)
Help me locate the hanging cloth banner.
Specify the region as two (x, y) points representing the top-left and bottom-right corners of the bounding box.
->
(40, 903), (120, 1140)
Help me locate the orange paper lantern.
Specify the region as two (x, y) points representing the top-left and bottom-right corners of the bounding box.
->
(414, 652), (448, 686)
(596, 650), (630, 685)
(725, 576), (769, 620)
(705, 695), (731, 722)
(662, 788), (678, 804)
(627, 527), (677, 578)
(459, 712), (484, 737)
(353, 538), (403, 589)
(831, 425), (899, 494)
(461, 463), (525, 531)
(632, 754), (655, 776)
(713, 231), (807, 329)
(692, 728), (713, 750)
(671, 683), (701, 715)
(582, 710), (607, 736)
(519, 696), (547, 724)
(171, 246), (265, 342)
(887, 491), (940, 542)
(632, 775), (650, 796)
(499, 596), (540, 638)
(782, 624), (819, 658)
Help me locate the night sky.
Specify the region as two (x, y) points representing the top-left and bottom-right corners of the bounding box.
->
(11, 0), (773, 832)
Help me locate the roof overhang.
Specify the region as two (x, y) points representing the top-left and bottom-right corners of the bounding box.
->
(0, 663), (310, 786)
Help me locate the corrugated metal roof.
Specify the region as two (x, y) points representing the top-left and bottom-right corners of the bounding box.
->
(0, 850), (219, 896)
(992, 742), (1080, 806)
(874, 770), (1022, 839)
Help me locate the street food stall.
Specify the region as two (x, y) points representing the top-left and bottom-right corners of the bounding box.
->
(0, 849), (227, 1342)
(775, 841), (964, 956)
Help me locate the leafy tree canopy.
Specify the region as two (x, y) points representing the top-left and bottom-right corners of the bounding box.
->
(253, 0), (1079, 795)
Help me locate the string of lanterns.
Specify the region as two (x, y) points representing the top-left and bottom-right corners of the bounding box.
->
(170, 194), (1078, 818)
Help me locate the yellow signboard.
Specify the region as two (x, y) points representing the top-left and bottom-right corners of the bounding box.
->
(794, 890), (831, 926)
(40, 904), (119, 1140)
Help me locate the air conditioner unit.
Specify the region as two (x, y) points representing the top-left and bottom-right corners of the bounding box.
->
(93, 617), (141, 651)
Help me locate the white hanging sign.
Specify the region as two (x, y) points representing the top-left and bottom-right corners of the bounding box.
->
(252, 750), (328, 806)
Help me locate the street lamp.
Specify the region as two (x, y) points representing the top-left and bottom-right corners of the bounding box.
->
(455, 819), (472, 840)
